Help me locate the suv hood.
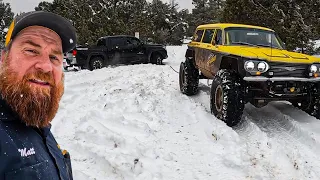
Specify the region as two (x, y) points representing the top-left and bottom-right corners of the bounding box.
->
(218, 46), (320, 64)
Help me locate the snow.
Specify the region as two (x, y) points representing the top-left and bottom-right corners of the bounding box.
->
(53, 45), (320, 180)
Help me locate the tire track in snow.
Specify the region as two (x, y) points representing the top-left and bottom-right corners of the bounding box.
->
(236, 102), (320, 179)
(191, 81), (320, 179)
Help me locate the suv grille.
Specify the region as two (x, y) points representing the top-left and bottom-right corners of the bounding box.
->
(268, 62), (309, 78)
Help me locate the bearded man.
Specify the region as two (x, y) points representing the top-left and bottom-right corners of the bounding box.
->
(0, 11), (76, 180)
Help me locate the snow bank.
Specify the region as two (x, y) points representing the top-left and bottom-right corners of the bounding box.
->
(52, 45), (320, 180)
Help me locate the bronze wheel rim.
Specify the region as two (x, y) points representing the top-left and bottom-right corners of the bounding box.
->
(215, 85), (223, 112)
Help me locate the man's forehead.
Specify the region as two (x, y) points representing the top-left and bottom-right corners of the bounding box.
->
(15, 26), (62, 45)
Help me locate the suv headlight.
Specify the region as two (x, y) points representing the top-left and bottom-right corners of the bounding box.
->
(257, 62), (267, 72)
(310, 64), (318, 73)
(244, 61), (255, 71)
(244, 60), (269, 73)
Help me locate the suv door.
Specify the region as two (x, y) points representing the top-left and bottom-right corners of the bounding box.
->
(204, 29), (223, 77)
(195, 28), (215, 76)
(192, 29), (205, 68)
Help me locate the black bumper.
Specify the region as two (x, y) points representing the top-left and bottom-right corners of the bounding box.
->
(244, 79), (318, 101)
(243, 76), (320, 82)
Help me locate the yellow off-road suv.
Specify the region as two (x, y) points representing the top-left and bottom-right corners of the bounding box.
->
(179, 23), (320, 127)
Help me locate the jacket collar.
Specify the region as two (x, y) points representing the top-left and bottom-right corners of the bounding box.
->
(0, 97), (20, 122)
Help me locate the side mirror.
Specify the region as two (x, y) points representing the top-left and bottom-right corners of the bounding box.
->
(282, 42), (286, 49)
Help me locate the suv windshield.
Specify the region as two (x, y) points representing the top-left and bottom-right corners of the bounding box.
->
(225, 27), (284, 49)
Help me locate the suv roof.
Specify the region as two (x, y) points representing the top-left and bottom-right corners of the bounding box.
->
(197, 23), (274, 32)
(99, 35), (137, 39)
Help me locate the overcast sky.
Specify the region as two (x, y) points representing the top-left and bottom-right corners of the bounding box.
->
(4, 0), (193, 14)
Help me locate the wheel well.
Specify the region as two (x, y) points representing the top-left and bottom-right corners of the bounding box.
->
(220, 57), (238, 72)
(185, 49), (194, 59)
(89, 55), (105, 69)
(90, 55), (104, 62)
(151, 52), (162, 59)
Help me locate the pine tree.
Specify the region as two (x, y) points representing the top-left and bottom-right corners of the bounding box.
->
(222, 0), (320, 54)
(191, 0), (225, 24)
(0, 0), (14, 48)
(187, 0), (225, 38)
(34, 1), (54, 11)
(34, 0), (189, 45)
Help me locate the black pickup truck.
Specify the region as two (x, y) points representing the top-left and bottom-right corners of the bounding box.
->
(74, 35), (168, 70)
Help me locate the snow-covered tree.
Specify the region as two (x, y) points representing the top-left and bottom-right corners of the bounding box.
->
(0, 0), (14, 48)
(222, 0), (320, 54)
(186, 0), (225, 38)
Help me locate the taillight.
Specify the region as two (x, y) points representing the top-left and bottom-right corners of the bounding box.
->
(72, 50), (77, 56)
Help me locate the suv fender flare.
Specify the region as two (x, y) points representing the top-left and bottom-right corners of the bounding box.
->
(215, 54), (246, 76)
(185, 48), (195, 59)
(185, 48), (196, 66)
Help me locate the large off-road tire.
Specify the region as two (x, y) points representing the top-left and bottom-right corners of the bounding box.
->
(89, 57), (104, 71)
(210, 69), (245, 127)
(291, 97), (313, 112)
(179, 58), (199, 96)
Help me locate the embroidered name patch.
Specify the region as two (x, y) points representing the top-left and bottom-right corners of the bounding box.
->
(18, 148), (35, 157)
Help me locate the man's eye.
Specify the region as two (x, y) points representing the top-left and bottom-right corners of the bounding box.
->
(25, 49), (38, 54)
(50, 55), (59, 61)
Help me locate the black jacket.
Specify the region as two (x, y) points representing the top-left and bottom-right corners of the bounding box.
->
(0, 98), (73, 180)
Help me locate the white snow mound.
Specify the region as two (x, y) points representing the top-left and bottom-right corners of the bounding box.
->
(52, 45), (320, 180)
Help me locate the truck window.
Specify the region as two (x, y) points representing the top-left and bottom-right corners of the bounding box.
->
(192, 29), (204, 42)
(97, 39), (106, 46)
(202, 29), (216, 44)
(110, 37), (126, 48)
(127, 38), (140, 46)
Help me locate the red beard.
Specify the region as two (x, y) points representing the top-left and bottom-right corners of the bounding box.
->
(0, 56), (64, 128)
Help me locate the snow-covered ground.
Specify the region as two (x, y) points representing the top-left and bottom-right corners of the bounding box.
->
(53, 45), (320, 180)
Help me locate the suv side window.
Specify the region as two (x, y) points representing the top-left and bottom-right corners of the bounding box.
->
(202, 29), (216, 44)
(214, 29), (222, 45)
(192, 29), (204, 42)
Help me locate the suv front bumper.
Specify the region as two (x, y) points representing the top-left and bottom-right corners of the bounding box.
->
(244, 76), (320, 82)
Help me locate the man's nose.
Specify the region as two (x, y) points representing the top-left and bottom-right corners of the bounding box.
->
(34, 56), (53, 73)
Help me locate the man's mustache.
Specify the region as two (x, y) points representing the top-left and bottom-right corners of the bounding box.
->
(24, 71), (55, 87)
